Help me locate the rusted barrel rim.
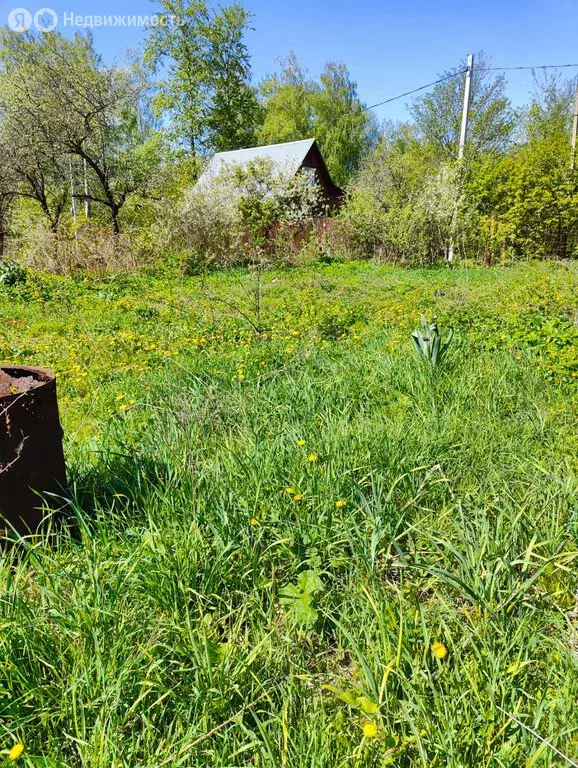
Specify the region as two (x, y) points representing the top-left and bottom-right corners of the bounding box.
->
(0, 365), (56, 405)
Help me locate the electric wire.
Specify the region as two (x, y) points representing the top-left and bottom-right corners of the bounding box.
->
(365, 62), (578, 111)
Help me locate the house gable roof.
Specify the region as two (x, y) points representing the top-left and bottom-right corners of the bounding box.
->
(196, 138), (317, 186)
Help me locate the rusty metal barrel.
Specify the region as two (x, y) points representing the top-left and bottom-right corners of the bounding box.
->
(0, 365), (67, 535)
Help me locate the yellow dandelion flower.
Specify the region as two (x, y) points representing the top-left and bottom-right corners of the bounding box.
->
(8, 743), (24, 761)
(284, 487), (295, 494)
(307, 453), (318, 462)
(335, 499), (347, 508)
(250, 518), (259, 526)
(293, 494), (303, 501)
(431, 642), (447, 660)
(362, 722), (378, 738)
(297, 439), (307, 446)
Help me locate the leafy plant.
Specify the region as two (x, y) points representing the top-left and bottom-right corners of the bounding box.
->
(279, 570), (324, 627)
(411, 315), (453, 366)
(322, 684), (379, 714)
(0, 259), (27, 286)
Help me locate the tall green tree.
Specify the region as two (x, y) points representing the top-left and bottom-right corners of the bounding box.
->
(409, 52), (515, 160)
(312, 62), (377, 187)
(0, 30), (162, 234)
(144, 0), (260, 156)
(259, 54), (375, 186)
(259, 53), (314, 143)
(523, 73), (575, 142)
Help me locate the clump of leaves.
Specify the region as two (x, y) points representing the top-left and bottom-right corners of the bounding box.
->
(322, 684), (380, 714)
(0, 260), (27, 287)
(411, 315), (453, 366)
(279, 570), (324, 627)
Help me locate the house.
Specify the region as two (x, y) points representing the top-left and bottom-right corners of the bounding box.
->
(196, 138), (344, 207)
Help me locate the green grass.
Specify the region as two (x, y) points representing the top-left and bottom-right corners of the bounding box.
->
(0, 261), (577, 767)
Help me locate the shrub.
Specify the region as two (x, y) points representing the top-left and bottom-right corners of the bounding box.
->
(339, 135), (482, 266)
(173, 158), (326, 272)
(12, 222), (159, 274)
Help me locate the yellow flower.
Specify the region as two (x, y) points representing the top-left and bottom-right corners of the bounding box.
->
(335, 499), (347, 508)
(362, 722), (378, 738)
(432, 642), (447, 659)
(284, 487), (295, 494)
(293, 494), (303, 501)
(307, 453), (318, 462)
(297, 439), (307, 446)
(250, 518), (259, 526)
(8, 743), (24, 761)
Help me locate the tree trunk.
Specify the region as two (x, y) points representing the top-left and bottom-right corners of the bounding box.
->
(111, 207), (121, 235)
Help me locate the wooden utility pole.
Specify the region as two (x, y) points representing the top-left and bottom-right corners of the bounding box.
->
(448, 53), (474, 262)
(570, 83), (578, 171)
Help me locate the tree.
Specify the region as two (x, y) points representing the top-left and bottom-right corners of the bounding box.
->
(340, 124), (468, 263)
(259, 54), (375, 186)
(203, 4), (261, 152)
(144, 0), (260, 156)
(523, 72), (575, 143)
(409, 52), (515, 160)
(259, 53), (315, 143)
(470, 76), (578, 261)
(0, 133), (19, 256)
(0, 30), (161, 234)
(0, 34), (70, 233)
(311, 62), (377, 187)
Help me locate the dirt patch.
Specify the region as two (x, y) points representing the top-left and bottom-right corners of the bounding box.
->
(0, 369), (41, 398)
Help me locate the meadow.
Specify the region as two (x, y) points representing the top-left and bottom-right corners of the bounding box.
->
(0, 260), (577, 767)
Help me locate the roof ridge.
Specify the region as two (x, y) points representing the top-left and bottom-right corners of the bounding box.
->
(213, 137), (316, 157)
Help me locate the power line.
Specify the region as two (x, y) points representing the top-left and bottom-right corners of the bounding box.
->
(365, 62), (578, 112)
(364, 70), (466, 110)
(480, 63), (578, 72)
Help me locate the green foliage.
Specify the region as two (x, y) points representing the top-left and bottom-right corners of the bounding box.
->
(0, 260), (27, 286)
(175, 157), (324, 270)
(471, 132), (578, 261)
(340, 129), (470, 264)
(409, 51), (515, 159)
(1, 262), (577, 766)
(144, 0), (259, 154)
(259, 54), (375, 187)
(0, 30), (163, 235)
(412, 315), (454, 366)
(340, 72), (578, 265)
(323, 684), (379, 713)
(279, 570), (324, 627)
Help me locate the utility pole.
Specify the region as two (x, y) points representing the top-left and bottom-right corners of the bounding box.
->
(570, 82), (578, 171)
(448, 53), (474, 262)
(458, 54), (474, 161)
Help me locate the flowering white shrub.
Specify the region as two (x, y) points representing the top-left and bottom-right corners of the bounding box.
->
(175, 157), (325, 272)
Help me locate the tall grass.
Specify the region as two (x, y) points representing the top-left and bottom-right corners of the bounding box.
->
(1, 268), (577, 766)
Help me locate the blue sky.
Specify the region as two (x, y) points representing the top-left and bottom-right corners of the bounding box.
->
(2, 0), (577, 122)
